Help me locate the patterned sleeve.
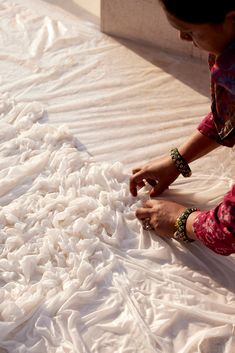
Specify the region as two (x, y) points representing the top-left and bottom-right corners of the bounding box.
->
(197, 112), (223, 144)
(192, 185), (235, 256)
(198, 112), (235, 148)
(197, 47), (235, 147)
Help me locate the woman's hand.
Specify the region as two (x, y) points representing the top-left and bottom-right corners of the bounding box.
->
(129, 131), (221, 198)
(136, 199), (185, 237)
(130, 156), (180, 197)
(136, 199), (199, 239)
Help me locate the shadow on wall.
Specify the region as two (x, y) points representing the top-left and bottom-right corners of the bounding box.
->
(43, 0), (210, 98)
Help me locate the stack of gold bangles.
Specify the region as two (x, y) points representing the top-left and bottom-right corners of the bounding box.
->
(170, 148), (198, 242)
(173, 207), (199, 243)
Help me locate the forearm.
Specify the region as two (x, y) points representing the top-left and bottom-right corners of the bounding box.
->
(178, 130), (220, 164)
(177, 130), (221, 241)
(185, 211), (201, 240)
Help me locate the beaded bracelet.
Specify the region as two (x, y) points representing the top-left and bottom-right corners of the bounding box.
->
(170, 148), (192, 177)
(173, 207), (199, 243)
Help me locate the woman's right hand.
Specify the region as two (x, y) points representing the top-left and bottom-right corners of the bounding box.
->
(129, 156), (180, 197)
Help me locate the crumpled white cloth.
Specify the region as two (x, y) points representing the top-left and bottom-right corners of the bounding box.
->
(0, 94), (147, 353)
(0, 95), (234, 353)
(0, 1), (235, 352)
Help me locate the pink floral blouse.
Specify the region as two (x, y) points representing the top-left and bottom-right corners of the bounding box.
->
(193, 41), (235, 255)
(193, 185), (235, 255)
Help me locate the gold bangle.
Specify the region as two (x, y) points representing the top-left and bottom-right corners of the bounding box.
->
(170, 148), (192, 177)
(173, 208), (199, 243)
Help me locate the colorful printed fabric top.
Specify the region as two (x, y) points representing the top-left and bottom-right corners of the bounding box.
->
(193, 185), (235, 256)
(194, 41), (235, 255)
(198, 40), (235, 147)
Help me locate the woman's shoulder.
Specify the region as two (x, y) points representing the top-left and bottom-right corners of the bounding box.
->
(210, 41), (235, 94)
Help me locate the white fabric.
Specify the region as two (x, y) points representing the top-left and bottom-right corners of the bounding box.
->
(0, 1), (234, 353)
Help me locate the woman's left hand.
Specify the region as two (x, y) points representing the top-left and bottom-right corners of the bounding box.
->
(136, 199), (186, 237)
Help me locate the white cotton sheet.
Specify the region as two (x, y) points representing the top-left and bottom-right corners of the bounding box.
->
(0, 1), (234, 353)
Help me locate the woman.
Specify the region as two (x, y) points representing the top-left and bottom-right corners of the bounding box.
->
(130, 0), (235, 255)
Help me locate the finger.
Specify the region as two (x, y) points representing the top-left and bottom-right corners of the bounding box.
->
(137, 179), (156, 191)
(146, 178), (157, 187)
(144, 200), (156, 208)
(130, 171), (147, 196)
(149, 214), (158, 231)
(150, 184), (168, 197)
(137, 181), (145, 188)
(132, 167), (141, 175)
(129, 176), (138, 196)
(135, 207), (152, 220)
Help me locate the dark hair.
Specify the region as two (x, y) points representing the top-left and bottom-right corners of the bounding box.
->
(159, 0), (235, 24)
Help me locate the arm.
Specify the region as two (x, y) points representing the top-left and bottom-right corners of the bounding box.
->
(178, 129), (221, 163)
(130, 129), (221, 197)
(133, 129), (234, 254)
(136, 189), (235, 256)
